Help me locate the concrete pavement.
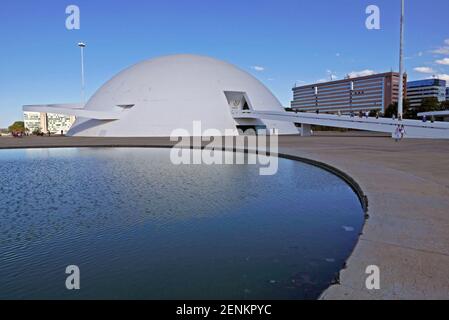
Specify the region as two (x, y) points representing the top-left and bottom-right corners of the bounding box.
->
(1, 134), (448, 299)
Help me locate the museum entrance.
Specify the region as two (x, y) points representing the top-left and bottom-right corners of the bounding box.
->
(236, 125), (267, 135)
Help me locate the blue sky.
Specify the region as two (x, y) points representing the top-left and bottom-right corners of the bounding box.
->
(0, 0), (448, 127)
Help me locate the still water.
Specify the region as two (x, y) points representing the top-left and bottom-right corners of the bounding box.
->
(0, 148), (364, 299)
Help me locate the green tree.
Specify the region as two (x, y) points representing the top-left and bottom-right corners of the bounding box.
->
(368, 110), (378, 117)
(418, 97), (441, 113)
(440, 100), (449, 110)
(384, 103), (397, 118)
(8, 121), (25, 133)
(32, 128), (42, 135)
(384, 99), (411, 118)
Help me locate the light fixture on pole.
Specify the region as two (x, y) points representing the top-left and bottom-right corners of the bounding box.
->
(397, 0), (405, 120)
(78, 42), (86, 104)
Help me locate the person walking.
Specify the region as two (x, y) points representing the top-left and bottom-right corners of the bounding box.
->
(400, 125), (406, 139)
(394, 125), (401, 142)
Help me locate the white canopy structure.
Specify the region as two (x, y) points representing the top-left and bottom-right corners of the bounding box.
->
(24, 54), (298, 137)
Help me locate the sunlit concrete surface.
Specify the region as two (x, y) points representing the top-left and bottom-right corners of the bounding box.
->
(234, 110), (449, 139)
(276, 135), (449, 300)
(1, 133), (448, 300)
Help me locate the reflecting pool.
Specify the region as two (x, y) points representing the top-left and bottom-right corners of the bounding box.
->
(0, 148), (364, 299)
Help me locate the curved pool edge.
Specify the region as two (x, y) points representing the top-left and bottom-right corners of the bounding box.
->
(3, 135), (449, 299)
(0, 140), (369, 300)
(274, 153), (369, 300)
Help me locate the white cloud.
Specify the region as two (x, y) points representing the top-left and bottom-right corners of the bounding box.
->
(436, 58), (449, 66)
(348, 70), (376, 78)
(251, 66), (265, 72)
(432, 47), (449, 55)
(445, 39), (449, 45)
(414, 66), (435, 74)
(336, 53), (341, 57)
(418, 51), (423, 57)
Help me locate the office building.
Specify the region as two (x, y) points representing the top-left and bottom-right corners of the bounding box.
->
(407, 79), (447, 108)
(23, 111), (75, 134)
(291, 72), (407, 114)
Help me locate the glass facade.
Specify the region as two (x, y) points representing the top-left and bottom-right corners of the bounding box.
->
(407, 79), (447, 108)
(407, 79), (446, 88)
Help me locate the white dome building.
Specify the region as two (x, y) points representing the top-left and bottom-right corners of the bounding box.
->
(25, 54), (299, 137)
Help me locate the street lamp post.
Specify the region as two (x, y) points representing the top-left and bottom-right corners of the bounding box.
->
(397, 0), (405, 120)
(78, 42), (86, 104)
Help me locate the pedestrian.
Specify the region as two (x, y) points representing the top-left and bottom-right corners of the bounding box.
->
(365, 111), (369, 119)
(394, 125), (401, 142)
(400, 125), (406, 139)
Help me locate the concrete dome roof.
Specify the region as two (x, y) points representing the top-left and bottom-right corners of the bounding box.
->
(68, 54), (298, 137)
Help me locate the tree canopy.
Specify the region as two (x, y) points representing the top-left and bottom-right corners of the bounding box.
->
(440, 100), (449, 110)
(8, 121), (25, 133)
(384, 97), (448, 119)
(419, 97), (441, 113)
(384, 99), (411, 118)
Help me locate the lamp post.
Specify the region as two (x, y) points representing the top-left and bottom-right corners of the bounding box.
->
(397, 0), (405, 120)
(78, 42), (86, 104)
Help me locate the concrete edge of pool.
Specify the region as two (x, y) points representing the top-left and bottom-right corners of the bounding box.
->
(1, 135), (449, 300)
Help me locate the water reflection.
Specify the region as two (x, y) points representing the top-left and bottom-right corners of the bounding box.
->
(0, 148), (363, 299)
